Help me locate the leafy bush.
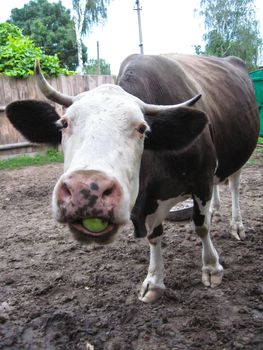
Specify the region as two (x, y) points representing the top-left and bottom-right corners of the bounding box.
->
(0, 22), (74, 78)
(0, 22), (22, 45)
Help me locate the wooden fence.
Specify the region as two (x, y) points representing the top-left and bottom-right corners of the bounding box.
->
(0, 74), (115, 157)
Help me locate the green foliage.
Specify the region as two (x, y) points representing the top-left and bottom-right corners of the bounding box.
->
(0, 22), (22, 45)
(0, 22), (72, 78)
(0, 148), (64, 170)
(72, 0), (110, 36)
(197, 0), (262, 71)
(9, 0), (87, 70)
(258, 137), (263, 145)
(194, 44), (204, 55)
(84, 58), (111, 75)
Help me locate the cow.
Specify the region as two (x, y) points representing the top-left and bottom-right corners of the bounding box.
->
(6, 54), (259, 303)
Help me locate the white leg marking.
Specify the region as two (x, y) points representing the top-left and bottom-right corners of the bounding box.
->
(228, 169), (245, 240)
(194, 196), (224, 288)
(210, 185), (221, 223)
(140, 196), (187, 303)
(200, 231), (224, 288)
(140, 236), (166, 303)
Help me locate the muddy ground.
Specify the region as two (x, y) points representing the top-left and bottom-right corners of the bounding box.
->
(0, 148), (262, 350)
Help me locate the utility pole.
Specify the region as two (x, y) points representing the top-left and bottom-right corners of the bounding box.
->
(134, 0), (144, 54)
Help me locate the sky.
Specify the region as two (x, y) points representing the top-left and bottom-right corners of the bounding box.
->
(1, 0), (263, 74)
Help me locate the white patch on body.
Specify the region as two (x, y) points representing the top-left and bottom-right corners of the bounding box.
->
(193, 195), (210, 222)
(145, 195), (188, 234)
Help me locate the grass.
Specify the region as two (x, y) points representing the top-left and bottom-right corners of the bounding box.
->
(0, 148), (64, 170)
(246, 144), (263, 166)
(255, 144), (263, 156)
(258, 136), (263, 145)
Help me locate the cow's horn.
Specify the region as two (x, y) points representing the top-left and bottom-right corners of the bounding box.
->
(143, 94), (202, 114)
(34, 60), (74, 107)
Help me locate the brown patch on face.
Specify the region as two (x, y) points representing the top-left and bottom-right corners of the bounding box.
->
(80, 189), (98, 208)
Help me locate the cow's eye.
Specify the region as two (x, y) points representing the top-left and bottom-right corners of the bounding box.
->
(57, 118), (69, 130)
(61, 119), (68, 129)
(136, 124), (147, 135)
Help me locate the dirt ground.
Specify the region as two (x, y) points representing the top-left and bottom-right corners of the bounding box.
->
(0, 148), (262, 350)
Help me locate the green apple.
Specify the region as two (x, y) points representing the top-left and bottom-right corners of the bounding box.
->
(82, 218), (108, 233)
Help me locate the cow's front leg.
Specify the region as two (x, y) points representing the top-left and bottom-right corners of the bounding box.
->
(140, 226), (165, 303)
(193, 196), (223, 288)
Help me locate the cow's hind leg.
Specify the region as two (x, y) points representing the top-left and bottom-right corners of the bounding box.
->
(229, 169), (245, 240)
(139, 225), (166, 303)
(193, 195), (224, 288)
(210, 185), (221, 223)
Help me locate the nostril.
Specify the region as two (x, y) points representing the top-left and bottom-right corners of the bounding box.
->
(59, 181), (72, 200)
(102, 185), (115, 198)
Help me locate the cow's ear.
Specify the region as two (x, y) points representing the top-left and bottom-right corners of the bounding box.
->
(144, 107), (208, 151)
(6, 100), (62, 145)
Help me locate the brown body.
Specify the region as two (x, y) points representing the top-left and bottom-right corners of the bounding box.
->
(117, 54), (259, 237)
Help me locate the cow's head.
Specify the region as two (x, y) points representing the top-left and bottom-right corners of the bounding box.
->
(6, 61), (207, 244)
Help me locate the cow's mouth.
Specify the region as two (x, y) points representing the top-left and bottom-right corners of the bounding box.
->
(69, 218), (119, 244)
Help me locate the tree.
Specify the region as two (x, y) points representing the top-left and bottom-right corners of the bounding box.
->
(9, 0), (86, 70)
(0, 22), (72, 77)
(72, 0), (111, 72)
(84, 58), (111, 75)
(197, 0), (262, 70)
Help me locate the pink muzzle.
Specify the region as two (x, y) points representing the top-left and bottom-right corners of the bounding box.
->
(55, 170), (122, 224)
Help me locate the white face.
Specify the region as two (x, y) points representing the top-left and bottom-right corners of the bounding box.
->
(52, 85), (149, 234)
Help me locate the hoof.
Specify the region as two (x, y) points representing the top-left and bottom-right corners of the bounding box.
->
(211, 210), (221, 224)
(230, 222), (246, 240)
(211, 271), (224, 288)
(202, 265), (224, 288)
(139, 284), (165, 303)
